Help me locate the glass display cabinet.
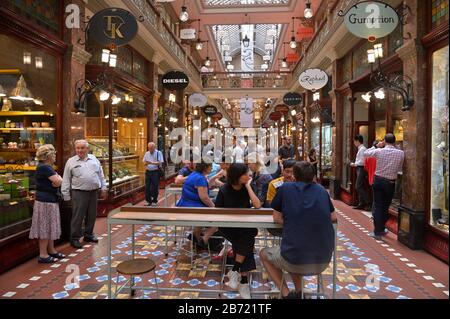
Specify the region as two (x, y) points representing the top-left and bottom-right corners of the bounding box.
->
(85, 89), (147, 202)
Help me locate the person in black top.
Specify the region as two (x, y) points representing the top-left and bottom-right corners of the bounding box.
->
(29, 144), (66, 263)
(215, 163), (261, 299)
(274, 136), (295, 179)
(307, 148), (319, 180)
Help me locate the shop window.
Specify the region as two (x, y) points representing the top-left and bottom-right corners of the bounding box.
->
(0, 33), (57, 238)
(85, 89), (147, 199)
(390, 90), (405, 149)
(4, 0), (61, 35)
(341, 97), (351, 190)
(431, 0), (449, 30)
(430, 45), (449, 233)
(321, 123), (333, 180)
(117, 46), (133, 76)
(388, 19), (404, 56)
(353, 41), (373, 79)
(374, 98), (387, 141)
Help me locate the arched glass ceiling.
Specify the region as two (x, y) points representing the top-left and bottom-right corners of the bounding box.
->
(211, 24), (282, 70)
(204, 0), (290, 6)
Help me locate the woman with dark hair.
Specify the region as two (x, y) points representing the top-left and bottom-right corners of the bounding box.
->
(177, 162), (216, 247)
(215, 163), (262, 299)
(307, 148), (318, 179)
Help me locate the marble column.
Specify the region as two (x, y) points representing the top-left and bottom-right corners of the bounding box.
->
(396, 0), (428, 212)
(62, 0), (91, 164)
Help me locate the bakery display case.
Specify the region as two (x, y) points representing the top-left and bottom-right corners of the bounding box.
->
(86, 138), (142, 199)
(85, 89), (147, 203)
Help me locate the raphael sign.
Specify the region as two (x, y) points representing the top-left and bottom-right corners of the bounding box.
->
(298, 68), (328, 91)
(339, 1), (399, 41)
(88, 8), (138, 46)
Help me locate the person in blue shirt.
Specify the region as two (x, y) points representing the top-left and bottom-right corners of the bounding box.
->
(174, 159), (194, 185)
(176, 162), (217, 248)
(259, 161), (337, 299)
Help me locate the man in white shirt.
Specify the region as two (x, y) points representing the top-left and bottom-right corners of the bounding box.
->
(350, 134), (369, 210)
(143, 142), (163, 206)
(232, 139), (245, 163)
(61, 140), (107, 249)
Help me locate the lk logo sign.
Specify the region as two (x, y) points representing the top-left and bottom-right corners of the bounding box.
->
(103, 15), (125, 40)
(88, 8), (138, 47)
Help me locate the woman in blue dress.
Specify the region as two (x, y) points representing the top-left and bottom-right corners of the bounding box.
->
(177, 162), (216, 248)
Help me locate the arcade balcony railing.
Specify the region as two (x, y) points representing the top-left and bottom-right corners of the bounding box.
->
(201, 71), (292, 90)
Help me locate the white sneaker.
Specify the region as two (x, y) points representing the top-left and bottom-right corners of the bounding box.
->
(239, 283), (251, 299)
(226, 270), (240, 290)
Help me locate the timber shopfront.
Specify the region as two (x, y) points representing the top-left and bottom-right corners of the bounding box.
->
(422, 0), (449, 262)
(85, 42), (153, 216)
(0, 1), (67, 273)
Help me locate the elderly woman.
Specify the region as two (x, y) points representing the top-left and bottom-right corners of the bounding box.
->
(29, 144), (65, 263)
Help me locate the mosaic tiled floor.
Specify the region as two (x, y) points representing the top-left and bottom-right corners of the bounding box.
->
(0, 195), (448, 299)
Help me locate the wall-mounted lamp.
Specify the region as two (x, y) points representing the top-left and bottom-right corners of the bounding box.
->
(368, 42), (414, 110)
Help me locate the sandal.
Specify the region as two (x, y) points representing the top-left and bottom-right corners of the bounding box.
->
(49, 252), (66, 259)
(38, 256), (58, 264)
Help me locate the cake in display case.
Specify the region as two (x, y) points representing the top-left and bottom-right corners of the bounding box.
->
(87, 138), (143, 199)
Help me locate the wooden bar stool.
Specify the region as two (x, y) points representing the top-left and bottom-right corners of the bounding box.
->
(115, 258), (159, 298)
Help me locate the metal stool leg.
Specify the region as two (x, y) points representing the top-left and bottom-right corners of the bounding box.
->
(153, 270), (160, 299)
(130, 275), (135, 297)
(114, 272), (120, 298)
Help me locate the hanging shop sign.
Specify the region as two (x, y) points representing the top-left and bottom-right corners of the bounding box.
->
(180, 28), (197, 40)
(286, 53), (300, 63)
(88, 8), (138, 47)
(283, 92), (303, 106)
(297, 27), (314, 39)
(188, 93), (207, 107)
(211, 112), (223, 121)
(299, 68), (328, 91)
(275, 104), (290, 114)
(218, 118), (229, 126)
(269, 111), (282, 121)
(162, 71), (189, 90)
(203, 105), (218, 115)
(338, 1), (399, 42)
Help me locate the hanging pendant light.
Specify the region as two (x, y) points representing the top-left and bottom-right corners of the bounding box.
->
(196, 39), (203, 50)
(242, 34), (250, 48)
(196, 19), (203, 50)
(179, 2), (189, 22)
(281, 58), (288, 68)
(289, 17), (297, 49)
(10, 75), (34, 101)
(304, 1), (314, 19)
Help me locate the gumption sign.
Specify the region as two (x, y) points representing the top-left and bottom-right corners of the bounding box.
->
(339, 1), (399, 42)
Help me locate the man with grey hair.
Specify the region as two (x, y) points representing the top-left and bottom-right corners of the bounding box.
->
(61, 140), (107, 249)
(143, 142), (163, 206)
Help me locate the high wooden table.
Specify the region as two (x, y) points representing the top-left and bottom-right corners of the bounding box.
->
(107, 205), (337, 299)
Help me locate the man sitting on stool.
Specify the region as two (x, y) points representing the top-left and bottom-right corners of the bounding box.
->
(260, 161), (337, 299)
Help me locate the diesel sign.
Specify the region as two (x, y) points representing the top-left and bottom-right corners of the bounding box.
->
(162, 71), (189, 90)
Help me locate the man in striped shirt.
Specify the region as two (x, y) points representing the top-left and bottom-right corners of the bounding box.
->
(364, 134), (404, 240)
